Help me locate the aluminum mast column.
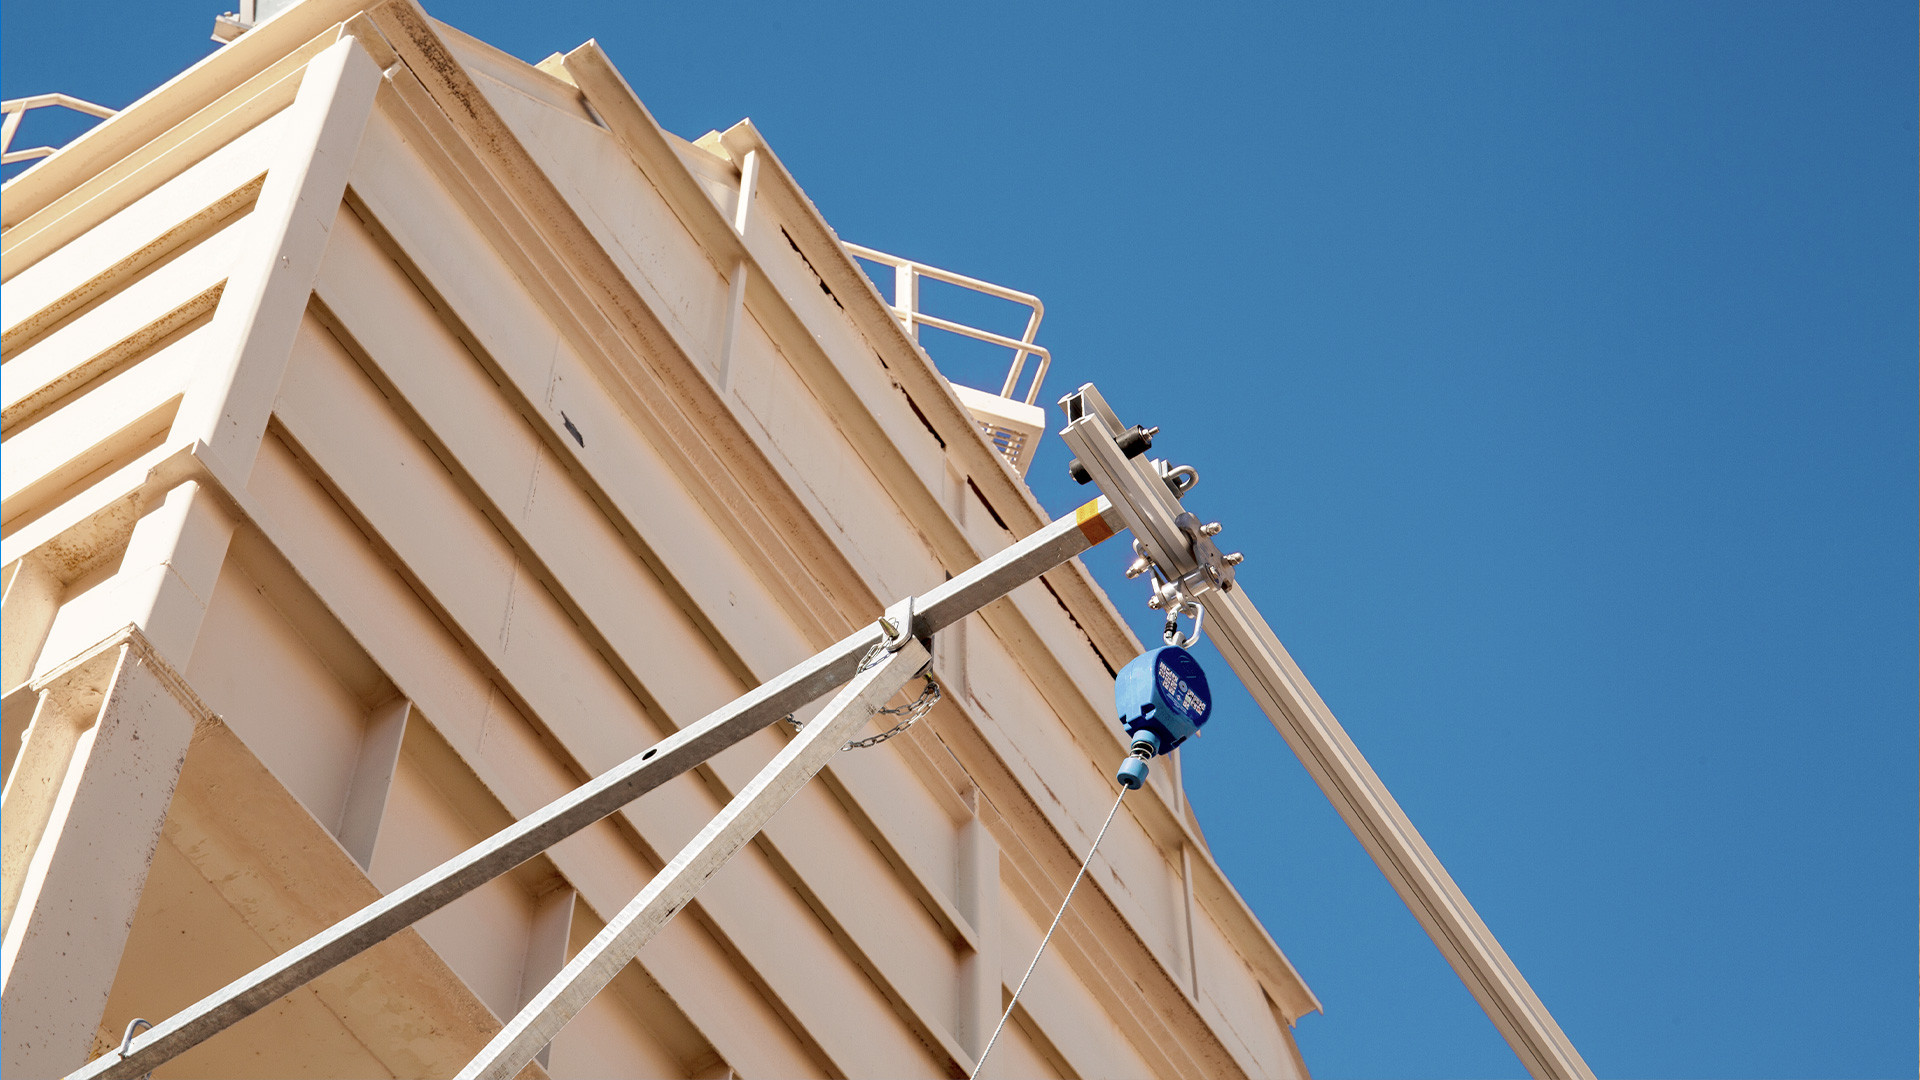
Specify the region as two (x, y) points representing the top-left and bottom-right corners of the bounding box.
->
(1059, 382), (1593, 1080)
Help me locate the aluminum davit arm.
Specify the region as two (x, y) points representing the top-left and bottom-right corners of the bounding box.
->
(1060, 382), (1594, 1080)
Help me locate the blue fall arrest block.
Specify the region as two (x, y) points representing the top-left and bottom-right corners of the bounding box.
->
(1112, 645), (1211, 789)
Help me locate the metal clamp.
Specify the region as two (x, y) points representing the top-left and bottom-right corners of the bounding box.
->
(845, 595), (936, 749)
(1172, 510), (1239, 595)
(1128, 535), (1218, 649)
(877, 596), (914, 654)
(858, 597), (919, 672)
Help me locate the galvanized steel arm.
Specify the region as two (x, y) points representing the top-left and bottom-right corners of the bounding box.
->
(460, 616), (932, 1080)
(70, 500), (1124, 1080)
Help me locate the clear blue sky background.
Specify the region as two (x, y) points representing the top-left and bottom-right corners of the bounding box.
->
(5, 2), (1914, 1076)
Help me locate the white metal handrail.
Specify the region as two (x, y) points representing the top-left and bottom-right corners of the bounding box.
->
(844, 242), (1051, 406)
(1, 94), (116, 166)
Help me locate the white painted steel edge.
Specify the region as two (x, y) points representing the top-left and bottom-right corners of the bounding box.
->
(1, 224), (238, 430)
(174, 35), (382, 477)
(0, 0), (372, 231)
(354, 61), (1243, 1033)
(0, 109), (276, 349)
(68, 497), (1124, 1080)
(459, 633), (930, 1080)
(1057, 383), (1593, 1080)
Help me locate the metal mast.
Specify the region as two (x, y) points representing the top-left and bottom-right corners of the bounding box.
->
(1059, 383), (1594, 1080)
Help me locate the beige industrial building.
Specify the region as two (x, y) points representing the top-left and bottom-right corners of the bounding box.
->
(0, 1), (1324, 1076)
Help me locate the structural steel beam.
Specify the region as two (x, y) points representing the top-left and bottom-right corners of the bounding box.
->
(71, 500), (1123, 1080)
(1059, 383), (1594, 1080)
(462, 618), (931, 1079)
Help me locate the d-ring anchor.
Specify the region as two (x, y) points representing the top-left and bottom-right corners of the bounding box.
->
(119, 1019), (155, 1079)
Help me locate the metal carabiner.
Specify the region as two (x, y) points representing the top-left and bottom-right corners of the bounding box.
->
(1163, 598), (1205, 649)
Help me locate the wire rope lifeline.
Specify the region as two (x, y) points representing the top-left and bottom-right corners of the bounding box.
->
(970, 785), (1129, 1080)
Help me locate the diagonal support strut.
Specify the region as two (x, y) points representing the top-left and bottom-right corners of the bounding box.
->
(71, 499), (1122, 1080)
(460, 612), (930, 1079)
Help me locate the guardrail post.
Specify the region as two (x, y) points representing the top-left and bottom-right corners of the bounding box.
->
(893, 263), (919, 340)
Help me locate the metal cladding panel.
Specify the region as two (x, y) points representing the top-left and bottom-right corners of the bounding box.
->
(1, 8), (1315, 1080)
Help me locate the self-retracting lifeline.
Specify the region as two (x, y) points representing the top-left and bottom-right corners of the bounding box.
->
(972, 622), (1217, 1078)
(75, 381), (1594, 1080)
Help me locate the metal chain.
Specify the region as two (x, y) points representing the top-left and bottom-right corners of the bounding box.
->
(779, 634), (940, 747)
(843, 674), (940, 750)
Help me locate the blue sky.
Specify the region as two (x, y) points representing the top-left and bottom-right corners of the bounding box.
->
(6, 2), (1914, 1075)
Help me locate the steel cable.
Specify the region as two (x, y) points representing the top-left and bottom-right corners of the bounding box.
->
(970, 786), (1129, 1079)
